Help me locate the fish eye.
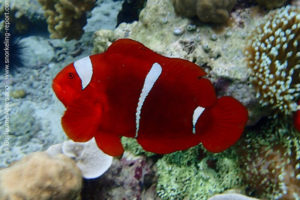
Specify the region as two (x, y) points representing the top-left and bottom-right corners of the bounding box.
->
(68, 72), (75, 79)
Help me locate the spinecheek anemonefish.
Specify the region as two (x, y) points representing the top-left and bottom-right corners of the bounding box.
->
(52, 39), (248, 156)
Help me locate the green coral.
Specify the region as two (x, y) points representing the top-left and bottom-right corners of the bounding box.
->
(156, 145), (243, 200)
(121, 137), (155, 157)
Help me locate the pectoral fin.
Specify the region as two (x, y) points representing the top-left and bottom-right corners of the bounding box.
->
(61, 97), (103, 142)
(94, 132), (124, 157)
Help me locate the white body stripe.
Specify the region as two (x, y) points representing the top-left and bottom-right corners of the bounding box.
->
(192, 106), (205, 134)
(135, 63), (162, 138)
(74, 56), (93, 90)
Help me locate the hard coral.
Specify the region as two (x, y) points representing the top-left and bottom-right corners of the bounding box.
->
(172, 0), (237, 24)
(38, 0), (95, 40)
(256, 0), (288, 9)
(238, 119), (300, 200)
(46, 138), (113, 179)
(245, 6), (300, 114)
(0, 152), (82, 200)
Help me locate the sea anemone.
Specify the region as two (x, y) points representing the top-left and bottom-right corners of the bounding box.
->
(238, 118), (300, 199)
(245, 6), (300, 114)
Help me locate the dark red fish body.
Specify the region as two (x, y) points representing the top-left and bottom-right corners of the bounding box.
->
(53, 39), (248, 156)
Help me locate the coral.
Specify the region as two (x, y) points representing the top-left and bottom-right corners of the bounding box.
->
(208, 192), (260, 200)
(294, 100), (300, 131)
(93, 0), (262, 123)
(0, 152), (82, 200)
(0, 0), (45, 34)
(121, 137), (155, 156)
(256, 0), (288, 9)
(156, 146), (243, 200)
(172, 0), (237, 24)
(238, 118), (300, 199)
(46, 138), (113, 179)
(92, 29), (117, 54)
(117, 0), (147, 26)
(38, 0), (96, 40)
(81, 152), (158, 199)
(245, 6), (300, 115)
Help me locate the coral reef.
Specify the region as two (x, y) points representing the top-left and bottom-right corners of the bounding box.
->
(172, 0), (237, 24)
(117, 0), (147, 26)
(121, 137), (155, 156)
(81, 152), (159, 199)
(0, 0), (46, 34)
(245, 6), (300, 115)
(38, 0), (96, 40)
(294, 100), (300, 131)
(46, 138), (113, 179)
(156, 146), (243, 200)
(208, 192), (260, 200)
(238, 118), (300, 199)
(0, 152), (82, 200)
(256, 0), (288, 9)
(92, 29), (117, 54)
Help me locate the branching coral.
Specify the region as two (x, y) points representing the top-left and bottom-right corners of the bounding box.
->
(238, 119), (300, 199)
(172, 0), (237, 24)
(245, 6), (300, 114)
(38, 0), (95, 40)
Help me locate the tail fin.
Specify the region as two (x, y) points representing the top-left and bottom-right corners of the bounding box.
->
(198, 96), (248, 152)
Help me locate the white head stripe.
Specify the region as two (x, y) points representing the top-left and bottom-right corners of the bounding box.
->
(74, 56), (93, 90)
(135, 62), (162, 138)
(192, 106), (205, 134)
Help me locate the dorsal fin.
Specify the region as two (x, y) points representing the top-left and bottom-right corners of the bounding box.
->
(105, 38), (207, 77)
(106, 38), (161, 60)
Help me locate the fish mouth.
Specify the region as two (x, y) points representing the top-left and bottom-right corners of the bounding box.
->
(52, 81), (62, 96)
(52, 81), (68, 105)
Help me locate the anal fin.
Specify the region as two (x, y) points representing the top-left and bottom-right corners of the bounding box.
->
(137, 135), (201, 154)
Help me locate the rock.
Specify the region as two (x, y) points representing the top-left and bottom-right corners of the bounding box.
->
(10, 89), (26, 99)
(0, 152), (82, 200)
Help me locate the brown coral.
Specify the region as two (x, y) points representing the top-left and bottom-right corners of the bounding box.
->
(256, 0), (288, 9)
(38, 0), (95, 40)
(172, 0), (237, 24)
(0, 152), (82, 200)
(245, 6), (300, 114)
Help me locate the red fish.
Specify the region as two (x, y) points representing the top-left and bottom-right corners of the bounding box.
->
(294, 100), (300, 132)
(52, 39), (248, 156)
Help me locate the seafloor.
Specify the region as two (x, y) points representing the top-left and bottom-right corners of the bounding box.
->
(0, 0), (299, 199)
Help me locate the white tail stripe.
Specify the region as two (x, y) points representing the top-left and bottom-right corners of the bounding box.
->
(192, 106), (205, 134)
(74, 56), (93, 90)
(135, 63), (162, 138)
